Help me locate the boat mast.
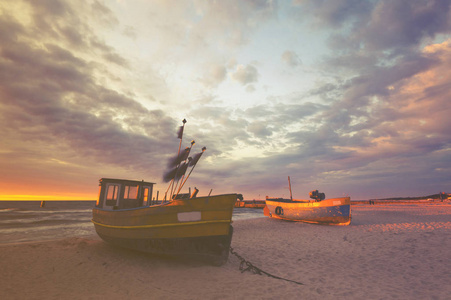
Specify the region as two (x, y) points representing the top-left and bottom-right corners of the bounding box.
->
(175, 146), (206, 197)
(172, 140), (195, 199)
(288, 176), (293, 200)
(164, 119), (186, 200)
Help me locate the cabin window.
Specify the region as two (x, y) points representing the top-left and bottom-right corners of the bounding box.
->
(105, 184), (119, 206)
(124, 185), (138, 200)
(96, 186), (102, 206)
(143, 187), (149, 206)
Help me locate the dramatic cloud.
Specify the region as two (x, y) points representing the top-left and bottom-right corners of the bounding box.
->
(0, 0), (450, 200)
(0, 1), (178, 197)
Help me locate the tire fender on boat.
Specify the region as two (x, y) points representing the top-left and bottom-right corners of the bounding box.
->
(275, 206), (284, 216)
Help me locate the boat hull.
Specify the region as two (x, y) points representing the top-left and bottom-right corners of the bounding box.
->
(92, 194), (236, 265)
(264, 197), (351, 225)
(96, 226), (233, 266)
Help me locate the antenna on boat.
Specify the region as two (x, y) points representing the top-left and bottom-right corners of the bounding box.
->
(177, 119), (187, 153)
(288, 176), (293, 201)
(175, 146), (206, 197)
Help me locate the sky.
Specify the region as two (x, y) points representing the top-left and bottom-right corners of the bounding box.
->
(0, 0), (450, 201)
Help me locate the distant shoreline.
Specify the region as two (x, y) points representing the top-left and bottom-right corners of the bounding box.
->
(1, 197), (449, 203)
(239, 198), (450, 204)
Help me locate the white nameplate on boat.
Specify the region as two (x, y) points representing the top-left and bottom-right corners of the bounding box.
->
(333, 201), (341, 205)
(177, 211), (202, 222)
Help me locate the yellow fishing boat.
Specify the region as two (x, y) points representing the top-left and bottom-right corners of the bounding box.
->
(92, 119), (237, 265)
(92, 178), (236, 265)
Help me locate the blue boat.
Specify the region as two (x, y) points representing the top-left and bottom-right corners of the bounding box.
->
(263, 177), (351, 225)
(264, 196), (351, 225)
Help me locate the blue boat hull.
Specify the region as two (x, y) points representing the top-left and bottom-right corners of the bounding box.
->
(264, 197), (351, 225)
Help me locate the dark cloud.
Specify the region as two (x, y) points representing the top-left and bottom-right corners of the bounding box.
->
(0, 1), (180, 193)
(247, 121), (272, 138)
(360, 0), (451, 51)
(191, 1), (450, 199)
(296, 0), (451, 53)
(285, 1), (450, 164)
(293, 0), (372, 28)
(220, 45), (450, 199)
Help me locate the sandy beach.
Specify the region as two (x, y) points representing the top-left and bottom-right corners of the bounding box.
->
(1, 203), (450, 300)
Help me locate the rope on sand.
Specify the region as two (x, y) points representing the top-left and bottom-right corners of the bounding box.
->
(229, 247), (304, 285)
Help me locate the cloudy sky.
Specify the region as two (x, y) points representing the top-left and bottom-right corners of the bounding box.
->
(1, 0), (450, 201)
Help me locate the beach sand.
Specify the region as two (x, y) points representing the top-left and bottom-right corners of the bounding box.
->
(1, 203), (450, 299)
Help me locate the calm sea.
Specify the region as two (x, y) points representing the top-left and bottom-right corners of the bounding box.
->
(0, 201), (263, 244)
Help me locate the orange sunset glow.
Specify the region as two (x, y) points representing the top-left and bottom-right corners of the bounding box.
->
(0, 195), (94, 201)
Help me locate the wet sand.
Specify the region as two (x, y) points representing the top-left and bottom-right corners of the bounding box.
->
(1, 203), (450, 299)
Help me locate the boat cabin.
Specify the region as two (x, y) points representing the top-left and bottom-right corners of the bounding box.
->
(96, 178), (155, 210)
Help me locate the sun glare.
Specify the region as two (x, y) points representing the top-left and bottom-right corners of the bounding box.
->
(0, 195), (95, 201)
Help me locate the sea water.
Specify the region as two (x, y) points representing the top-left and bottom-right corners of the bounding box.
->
(0, 201), (264, 244)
